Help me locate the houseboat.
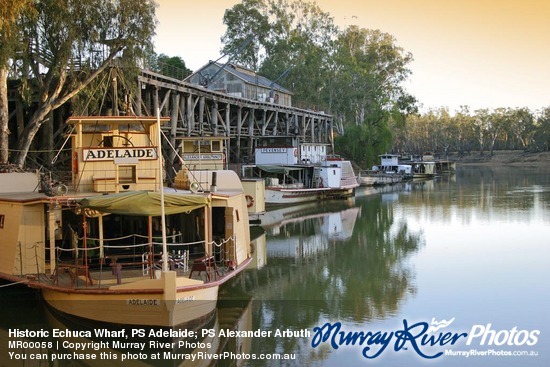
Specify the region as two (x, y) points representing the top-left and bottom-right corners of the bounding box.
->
(357, 170), (403, 186)
(409, 161), (437, 178)
(357, 154), (413, 186)
(434, 160), (457, 174)
(419, 152), (456, 175)
(241, 137), (358, 206)
(357, 154), (412, 186)
(0, 116), (252, 328)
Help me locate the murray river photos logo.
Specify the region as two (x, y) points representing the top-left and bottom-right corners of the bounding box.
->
(310, 318), (540, 360)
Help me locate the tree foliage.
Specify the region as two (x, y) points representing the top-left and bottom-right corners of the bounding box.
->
(151, 53), (192, 80)
(222, 0), (336, 110)
(220, 0), (270, 71)
(3, 0), (156, 168)
(393, 106), (549, 157)
(221, 0), (416, 167)
(0, 0), (34, 163)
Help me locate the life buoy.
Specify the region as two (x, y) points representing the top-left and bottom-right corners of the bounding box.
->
(294, 148), (298, 157)
(245, 195), (254, 208)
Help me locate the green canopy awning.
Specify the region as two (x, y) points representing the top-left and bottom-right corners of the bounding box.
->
(257, 165), (306, 174)
(78, 191), (210, 216)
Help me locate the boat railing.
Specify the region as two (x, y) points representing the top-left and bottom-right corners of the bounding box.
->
(51, 233), (238, 287)
(188, 235), (238, 282)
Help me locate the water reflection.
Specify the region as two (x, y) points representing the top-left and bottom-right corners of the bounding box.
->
(4, 166), (547, 366)
(399, 166), (550, 225)
(219, 192), (423, 365)
(0, 286), (254, 367)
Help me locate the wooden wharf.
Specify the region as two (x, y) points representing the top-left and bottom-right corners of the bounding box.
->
(137, 69), (334, 168)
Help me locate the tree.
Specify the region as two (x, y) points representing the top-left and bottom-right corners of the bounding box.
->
(332, 26), (414, 165)
(221, 1), (415, 165)
(485, 108), (508, 156)
(508, 107), (536, 151)
(5, 0), (156, 168)
(220, 0), (270, 71)
(222, 0), (337, 109)
(260, 0), (337, 108)
(533, 107), (550, 151)
(153, 54), (192, 80)
(0, 0), (34, 164)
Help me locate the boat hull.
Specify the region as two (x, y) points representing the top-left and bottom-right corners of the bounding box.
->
(357, 173), (403, 186)
(265, 186), (355, 205)
(41, 276), (218, 327)
(38, 257), (252, 328)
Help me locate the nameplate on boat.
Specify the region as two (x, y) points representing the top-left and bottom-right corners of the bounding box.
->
(259, 148), (287, 153)
(83, 148), (157, 162)
(176, 296), (195, 304)
(183, 154), (223, 161)
(126, 299), (160, 306)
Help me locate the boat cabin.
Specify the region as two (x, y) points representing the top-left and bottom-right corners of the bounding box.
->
(179, 137), (229, 171)
(254, 137), (329, 165)
(379, 154), (400, 166)
(373, 154), (412, 177)
(68, 116), (168, 194)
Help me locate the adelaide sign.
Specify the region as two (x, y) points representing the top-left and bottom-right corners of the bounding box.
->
(82, 148), (157, 162)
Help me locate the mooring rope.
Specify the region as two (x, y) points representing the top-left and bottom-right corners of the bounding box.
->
(0, 280), (28, 288)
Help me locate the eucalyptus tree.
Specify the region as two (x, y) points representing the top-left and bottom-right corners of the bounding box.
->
(485, 108), (509, 156)
(332, 26), (415, 166)
(222, 1), (416, 166)
(426, 108), (453, 157)
(0, 0), (34, 164)
(6, 0), (156, 168)
(533, 107), (550, 151)
(508, 107), (536, 150)
(153, 54), (192, 80)
(473, 109), (491, 155)
(451, 106), (476, 156)
(220, 0), (270, 71)
(221, 0), (337, 109)
(260, 0), (337, 109)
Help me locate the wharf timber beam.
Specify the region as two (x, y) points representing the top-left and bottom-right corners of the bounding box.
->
(137, 69), (333, 163)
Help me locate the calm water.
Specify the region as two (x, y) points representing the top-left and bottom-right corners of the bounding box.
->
(1, 166), (549, 366)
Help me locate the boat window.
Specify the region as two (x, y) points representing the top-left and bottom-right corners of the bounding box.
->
(82, 124), (110, 133)
(0, 214), (4, 229)
(119, 165), (137, 183)
(102, 136), (113, 147)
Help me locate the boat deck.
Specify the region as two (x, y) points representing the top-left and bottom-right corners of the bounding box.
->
(40, 254), (227, 290)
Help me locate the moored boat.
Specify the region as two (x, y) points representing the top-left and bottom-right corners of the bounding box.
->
(357, 170), (403, 186)
(0, 116), (252, 328)
(373, 154), (413, 179)
(434, 160), (457, 174)
(241, 138), (358, 206)
(409, 161), (437, 178)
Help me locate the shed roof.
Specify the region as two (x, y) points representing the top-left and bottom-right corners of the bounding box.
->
(188, 61), (292, 95)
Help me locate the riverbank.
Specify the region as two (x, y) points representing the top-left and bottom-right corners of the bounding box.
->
(450, 150), (550, 166)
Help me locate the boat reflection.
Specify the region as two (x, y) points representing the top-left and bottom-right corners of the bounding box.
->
(264, 204), (361, 258)
(217, 192), (424, 365)
(0, 285), (253, 367)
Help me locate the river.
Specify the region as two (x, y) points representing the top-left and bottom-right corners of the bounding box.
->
(1, 165), (549, 366)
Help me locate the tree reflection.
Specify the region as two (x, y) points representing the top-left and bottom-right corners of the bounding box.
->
(219, 193), (423, 365)
(400, 166), (550, 225)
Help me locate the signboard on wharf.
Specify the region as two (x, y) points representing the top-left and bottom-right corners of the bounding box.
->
(82, 147), (157, 162)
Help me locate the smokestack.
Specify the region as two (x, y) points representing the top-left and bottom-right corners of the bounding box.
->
(210, 172), (217, 193)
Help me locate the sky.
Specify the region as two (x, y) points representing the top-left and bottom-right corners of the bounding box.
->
(154, 0), (550, 112)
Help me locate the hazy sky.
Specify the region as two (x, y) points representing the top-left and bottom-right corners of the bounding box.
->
(154, 0), (550, 112)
